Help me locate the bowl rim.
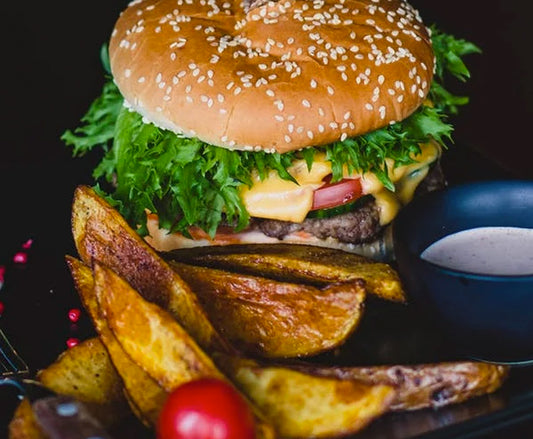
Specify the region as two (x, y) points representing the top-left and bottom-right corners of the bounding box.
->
(417, 256), (533, 281)
(394, 178), (533, 281)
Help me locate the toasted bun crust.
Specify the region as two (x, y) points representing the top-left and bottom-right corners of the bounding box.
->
(109, 0), (434, 153)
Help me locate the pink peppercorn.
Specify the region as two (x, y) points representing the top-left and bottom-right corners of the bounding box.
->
(13, 252), (28, 264)
(21, 239), (33, 250)
(68, 308), (81, 323)
(66, 338), (80, 349)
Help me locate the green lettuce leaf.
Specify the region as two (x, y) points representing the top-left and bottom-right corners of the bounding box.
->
(62, 28), (479, 236)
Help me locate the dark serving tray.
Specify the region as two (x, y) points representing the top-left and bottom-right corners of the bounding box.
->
(1, 145), (532, 438)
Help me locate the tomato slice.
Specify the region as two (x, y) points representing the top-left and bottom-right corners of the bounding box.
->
(311, 177), (363, 211)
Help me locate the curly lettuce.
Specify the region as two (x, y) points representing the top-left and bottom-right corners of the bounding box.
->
(62, 27), (480, 237)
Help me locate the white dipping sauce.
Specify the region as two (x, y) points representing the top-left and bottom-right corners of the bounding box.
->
(420, 226), (533, 275)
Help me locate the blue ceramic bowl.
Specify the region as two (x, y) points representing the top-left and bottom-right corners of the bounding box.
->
(392, 180), (533, 365)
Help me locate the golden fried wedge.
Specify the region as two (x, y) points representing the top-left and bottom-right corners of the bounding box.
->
(8, 399), (48, 439)
(295, 361), (510, 411)
(92, 262), (276, 439)
(215, 354), (395, 438)
(66, 256), (168, 427)
(35, 337), (129, 429)
(166, 243), (405, 302)
(170, 261), (366, 358)
(71, 185), (228, 353)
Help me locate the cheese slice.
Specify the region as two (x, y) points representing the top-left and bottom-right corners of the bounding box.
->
(241, 154), (332, 223)
(240, 141), (441, 225)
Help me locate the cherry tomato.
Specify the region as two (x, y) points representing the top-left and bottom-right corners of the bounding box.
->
(157, 378), (256, 439)
(311, 177), (363, 211)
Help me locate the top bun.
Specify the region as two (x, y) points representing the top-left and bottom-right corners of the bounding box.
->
(109, 0), (434, 154)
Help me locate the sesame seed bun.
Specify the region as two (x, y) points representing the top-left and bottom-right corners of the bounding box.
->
(109, 0), (434, 154)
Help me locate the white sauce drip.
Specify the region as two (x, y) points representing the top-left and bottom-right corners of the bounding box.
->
(420, 227), (533, 276)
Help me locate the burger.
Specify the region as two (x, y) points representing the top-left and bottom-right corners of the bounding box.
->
(63, 0), (479, 260)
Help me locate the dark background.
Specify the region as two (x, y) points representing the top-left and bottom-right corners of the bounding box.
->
(2, 0), (533, 177)
(1, 1), (532, 438)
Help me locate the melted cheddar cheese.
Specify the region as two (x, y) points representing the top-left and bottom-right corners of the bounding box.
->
(240, 141), (440, 225)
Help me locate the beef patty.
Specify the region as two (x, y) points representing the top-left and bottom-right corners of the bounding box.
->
(254, 162), (446, 244)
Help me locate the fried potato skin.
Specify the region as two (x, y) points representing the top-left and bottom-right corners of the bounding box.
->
(66, 256), (168, 427)
(93, 262), (224, 389)
(166, 243), (406, 302)
(8, 399), (48, 439)
(215, 354), (395, 439)
(71, 185), (228, 353)
(171, 261), (366, 358)
(36, 337), (129, 428)
(92, 262), (276, 439)
(296, 362), (510, 411)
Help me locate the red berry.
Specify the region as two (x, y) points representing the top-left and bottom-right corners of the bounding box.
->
(0, 301), (4, 316)
(66, 338), (80, 349)
(13, 252), (28, 264)
(68, 308), (81, 323)
(21, 239), (33, 250)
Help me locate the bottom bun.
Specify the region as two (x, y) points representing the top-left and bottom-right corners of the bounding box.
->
(144, 214), (394, 262)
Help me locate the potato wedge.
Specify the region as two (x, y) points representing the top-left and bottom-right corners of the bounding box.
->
(294, 361), (510, 411)
(71, 185), (228, 353)
(215, 354), (395, 438)
(92, 262), (276, 439)
(166, 243), (405, 302)
(36, 337), (129, 429)
(8, 399), (48, 439)
(170, 261), (366, 358)
(66, 256), (168, 427)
